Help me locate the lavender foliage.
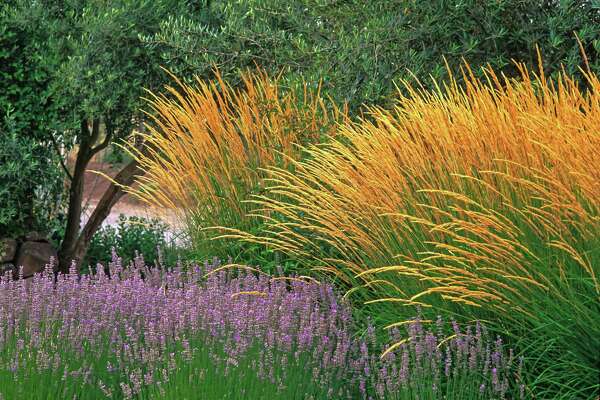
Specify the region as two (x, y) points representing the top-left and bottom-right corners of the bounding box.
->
(0, 254), (524, 399)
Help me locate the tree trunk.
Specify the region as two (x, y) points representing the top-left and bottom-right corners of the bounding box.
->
(57, 141), (150, 272)
(57, 120), (93, 272)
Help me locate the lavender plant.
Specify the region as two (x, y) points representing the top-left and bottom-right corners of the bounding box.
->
(361, 317), (526, 400)
(0, 254), (524, 399)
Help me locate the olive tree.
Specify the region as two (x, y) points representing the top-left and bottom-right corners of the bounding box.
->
(0, 0), (207, 271)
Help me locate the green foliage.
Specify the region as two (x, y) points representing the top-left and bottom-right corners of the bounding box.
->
(101, 143), (132, 167)
(0, 1), (65, 138)
(143, 0), (600, 112)
(0, 3), (67, 239)
(0, 109), (66, 239)
(391, 0), (599, 90)
(85, 215), (174, 270)
(0, 0), (205, 145)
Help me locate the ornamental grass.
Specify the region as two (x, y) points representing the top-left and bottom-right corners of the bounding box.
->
(216, 62), (599, 398)
(125, 69), (346, 262)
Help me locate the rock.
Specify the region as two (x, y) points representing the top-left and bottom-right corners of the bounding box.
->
(24, 231), (48, 243)
(0, 263), (15, 277)
(0, 238), (18, 262)
(14, 241), (58, 278)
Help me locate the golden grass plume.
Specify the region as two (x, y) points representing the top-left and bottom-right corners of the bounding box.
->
(125, 68), (346, 245)
(233, 62), (599, 318)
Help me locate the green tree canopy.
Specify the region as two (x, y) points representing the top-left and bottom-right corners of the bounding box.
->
(144, 0), (599, 112)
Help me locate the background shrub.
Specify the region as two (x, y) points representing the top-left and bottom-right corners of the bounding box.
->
(101, 143), (133, 167)
(0, 2), (67, 240)
(85, 215), (175, 270)
(0, 112), (66, 240)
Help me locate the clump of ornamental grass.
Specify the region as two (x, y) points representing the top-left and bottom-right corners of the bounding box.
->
(124, 69), (346, 265)
(0, 254), (522, 399)
(219, 61), (600, 398)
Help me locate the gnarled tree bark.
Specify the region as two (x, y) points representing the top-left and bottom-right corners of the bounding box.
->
(57, 119), (148, 273)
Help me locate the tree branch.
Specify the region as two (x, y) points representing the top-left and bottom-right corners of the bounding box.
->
(69, 141), (152, 268)
(49, 133), (73, 181)
(81, 119), (91, 140)
(90, 119), (114, 156)
(58, 119), (95, 272)
(90, 118), (101, 146)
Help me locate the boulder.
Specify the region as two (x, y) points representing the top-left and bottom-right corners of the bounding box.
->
(14, 241), (58, 278)
(24, 231), (48, 243)
(1, 263), (15, 277)
(0, 238), (18, 262)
